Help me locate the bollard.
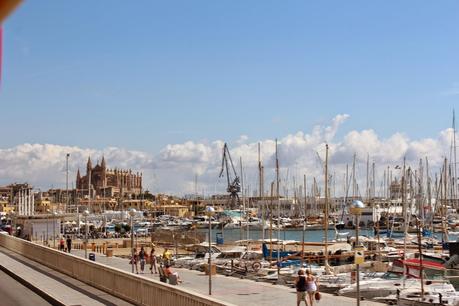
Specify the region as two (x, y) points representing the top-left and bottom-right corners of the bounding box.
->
(91, 243), (96, 252)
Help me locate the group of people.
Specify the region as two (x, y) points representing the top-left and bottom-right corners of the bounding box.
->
(129, 246), (180, 281)
(130, 246), (158, 274)
(295, 269), (320, 306)
(58, 236), (72, 253)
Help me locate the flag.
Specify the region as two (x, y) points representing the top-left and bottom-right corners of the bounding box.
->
(0, 27), (2, 84)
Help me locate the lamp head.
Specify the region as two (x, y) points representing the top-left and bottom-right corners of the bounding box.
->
(349, 200), (365, 215)
(205, 206), (215, 216)
(82, 210), (89, 217)
(128, 208), (137, 217)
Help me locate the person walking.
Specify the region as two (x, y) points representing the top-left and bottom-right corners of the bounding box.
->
(131, 248), (139, 274)
(66, 235), (72, 253)
(59, 237), (65, 251)
(294, 269), (308, 306)
(149, 245), (157, 274)
(139, 246), (146, 273)
(305, 270), (318, 306)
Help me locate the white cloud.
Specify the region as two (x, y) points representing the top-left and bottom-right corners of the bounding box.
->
(0, 114), (456, 197)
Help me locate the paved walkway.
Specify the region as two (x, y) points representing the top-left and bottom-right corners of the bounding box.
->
(0, 269), (52, 306)
(72, 249), (384, 306)
(0, 247), (134, 306)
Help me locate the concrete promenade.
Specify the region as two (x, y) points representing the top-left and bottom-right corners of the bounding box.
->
(72, 249), (384, 306)
(0, 246), (134, 306)
(0, 269), (52, 306)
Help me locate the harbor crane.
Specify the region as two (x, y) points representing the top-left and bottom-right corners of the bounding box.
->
(219, 143), (241, 209)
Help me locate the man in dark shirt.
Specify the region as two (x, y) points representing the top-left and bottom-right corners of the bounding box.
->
(294, 269), (308, 306)
(66, 236), (72, 253)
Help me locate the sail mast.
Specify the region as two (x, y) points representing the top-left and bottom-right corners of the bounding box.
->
(324, 144), (330, 274)
(275, 139), (281, 264)
(352, 153), (356, 198)
(366, 154), (370, 202)
(240, 156), (244, 242)
(302, 174), (307, 267)
(258, 143), (265, 241)
(269, 182), (274, 260)
(402, 157), (407, 288)
(453, 110), (458, 208)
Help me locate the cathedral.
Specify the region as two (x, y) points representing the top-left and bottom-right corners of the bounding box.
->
(76, 157), (142, 198)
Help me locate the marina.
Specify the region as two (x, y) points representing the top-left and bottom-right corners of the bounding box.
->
(2, 1), (459, 305)
(2, 127), (459, 305)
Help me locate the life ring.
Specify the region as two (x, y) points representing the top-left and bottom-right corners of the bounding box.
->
(252, 261), (262, 272)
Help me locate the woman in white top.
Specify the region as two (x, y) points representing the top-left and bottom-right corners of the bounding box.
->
(305, 270), (318, 305)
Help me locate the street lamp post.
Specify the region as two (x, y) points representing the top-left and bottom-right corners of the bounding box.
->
(206, 206), (215, 295)
(53, 211), (58, 248)
(46, 210), (49, 246)
(66, 153), (70, 213)
(83, 210), (89, 259)
(128, 208), (137, 273)
(350, 200), (365, 306)
(11, 212), (17, 237)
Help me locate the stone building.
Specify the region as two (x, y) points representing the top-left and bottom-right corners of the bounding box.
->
(76, 157), (142, 199)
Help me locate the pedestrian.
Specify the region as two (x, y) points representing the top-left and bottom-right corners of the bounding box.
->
(139, 246), (146, 273)
(130, 248), (139, 274)
(305, 270), (318, 306)
(294, 269), (308, 306)
(163, 247), (172, 265)
(59, 237), (65, 251)
(66, 235), (72, 253)
(164, 263), (182, 284)
(150, 245), (158, 274)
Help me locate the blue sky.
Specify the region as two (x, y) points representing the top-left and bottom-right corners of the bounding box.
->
(1, 0), (458, 153)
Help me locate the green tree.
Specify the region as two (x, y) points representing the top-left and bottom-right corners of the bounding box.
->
(122, 224), (131, 233)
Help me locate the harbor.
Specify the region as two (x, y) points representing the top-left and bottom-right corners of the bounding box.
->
(2, 129), (459, 305)
(2, 1), (459, 305)
(0, 129), (459, 306)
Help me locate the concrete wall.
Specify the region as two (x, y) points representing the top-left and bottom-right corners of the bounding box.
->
(0, 233), (234, 306)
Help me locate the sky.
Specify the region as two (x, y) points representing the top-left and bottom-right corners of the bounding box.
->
(1, 1), (458, 195)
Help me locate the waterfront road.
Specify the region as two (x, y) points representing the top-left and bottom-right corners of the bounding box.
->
(71, 249), (384, 306)
(0, 247), (135, 306)
(0, 270), (52, 306)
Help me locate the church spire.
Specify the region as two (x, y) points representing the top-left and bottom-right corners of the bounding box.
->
(87, 156), (92, 172)
(101, 155), (106, 169)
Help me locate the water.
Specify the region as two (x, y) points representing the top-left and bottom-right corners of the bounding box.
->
(198, 228), (375, 243)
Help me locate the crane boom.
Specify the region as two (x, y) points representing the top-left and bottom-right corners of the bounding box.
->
(219, 143), (241, 209)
